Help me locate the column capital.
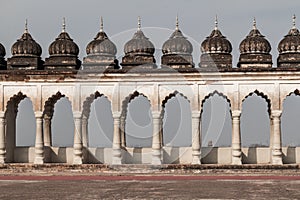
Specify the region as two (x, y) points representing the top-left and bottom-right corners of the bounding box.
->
(0, 111), (5, 118)
(271, 110), (282, 118)
(34, 111), (43, 118)
(112, 111), (121, 119)
(152, 111), (161, 119)
(73, 111), (82, 119)
(232, 110), (241, 118)
(192, 111), (201, 118)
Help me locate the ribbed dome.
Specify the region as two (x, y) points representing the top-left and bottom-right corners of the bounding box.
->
(278, 17), (300, 54)
(11, 29), (42, 57)
(162, 24), (193, 55)
(49, 31), (79, 56)
(86, 29), (117, 56)
(124, 29), (155, 55)
(201, 28), (232, 54)
(0, 43), (5, 57)
(239, 20), (271, 54)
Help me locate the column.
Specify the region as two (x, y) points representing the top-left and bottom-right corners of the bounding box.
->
(271, 110), (283, 165)
(81, 116), (88, 147)
(73, 111), (83, 164)
(43, 115), (51, 146)
(34, 111), (44, 164)
(152, 111), (162, 165)
(192, 111), (201, 164)
(231, 110), (242, 165)
(120, 115), (126, 147)
(112, 111), (122, 164)
(0, 111), (6, 163)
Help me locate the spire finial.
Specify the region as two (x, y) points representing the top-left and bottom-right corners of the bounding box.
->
(253, 17), (257, 30)
(100, 16), (104, 32)
(62, 17), (66, 33)
(138, 16), (141, 31)
(176, 15), (179, 31)
(24, 19), (28, 33)
(214, 15), (218, 30)
(293, 14), (296, 29)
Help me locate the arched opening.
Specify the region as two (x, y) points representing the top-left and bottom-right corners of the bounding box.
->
(201, 92), (232, 148)
(162, 92), (192, 147)
(87, 96), (113, 147)
(51, 97), (74, 147)
(241, 92), (270, 147)
(16, 98), (36, 147)
(282, 93), (300, 147)
(124, 92), (153, 147)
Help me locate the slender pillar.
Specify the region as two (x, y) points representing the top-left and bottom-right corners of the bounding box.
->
(112, 111), (122, 164)
(192, 111), (201, 164)
(43, 115), (51, 146)
(152, 111), (162, 165)
(0, 111), (6, 163)
(82, 116), (88, 147)
(34, 111), (44, 164)
(73, 111), (83, 164)
(120, 115), (126, 147)
(231, 110), (242, 165)
(271, 110), (283, 165)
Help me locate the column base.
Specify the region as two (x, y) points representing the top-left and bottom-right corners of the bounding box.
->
(151, 149), (162, 165)
(272, 155), (283, 165)
(192, 157), (201, 165)
(34, 157), (44, 165)
(112, 148), (122, 165)
(73, 157), (83, 165)
(0, 157), (5, 164)
(232, 156), (242, 165)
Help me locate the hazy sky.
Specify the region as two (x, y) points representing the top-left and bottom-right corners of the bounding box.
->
(1, 0), (300, 66)
(6, 1), (300, 149)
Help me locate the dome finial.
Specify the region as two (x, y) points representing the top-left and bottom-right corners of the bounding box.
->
(293, 14), (296, 29)
(100, 16), (104, 32)
(24, 19), (28, 33)
(62, 17), (66, 33)
(214, 15), (218, 30)
(138, 16), (141, 31)
(253, 17), (257, 30)
(176, 15), (179, 31)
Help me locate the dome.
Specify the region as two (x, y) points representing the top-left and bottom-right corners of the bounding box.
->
(11, 23), (42, 57)
(162, 20), (193, 55)
(48, 20), (79, 56)
(239, 19), (271, 54)
(86, 18), (117, 56)
(123, 18), (155, 56)
(278, 16), (300, 54)
(0, 43), (5, 57)
(201, 19), (232, 54)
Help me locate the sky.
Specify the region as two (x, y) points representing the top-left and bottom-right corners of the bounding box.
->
(3, 0), (300, 150)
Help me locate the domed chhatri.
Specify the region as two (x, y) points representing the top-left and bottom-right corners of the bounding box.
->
(277, 15), (300, 68)
(44, 18), (81, 70)
(200, 16), (232, 69)
(83, 17), (118, 70)
(7, 20), (43, 70)
(121, 17), (156, 69)
(238, 18), (272, 68)
(0, 42), (6, 69)
(161, 16), (194, 69)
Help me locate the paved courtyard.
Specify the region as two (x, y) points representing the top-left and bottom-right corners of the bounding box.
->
(0, 175), (299, 199)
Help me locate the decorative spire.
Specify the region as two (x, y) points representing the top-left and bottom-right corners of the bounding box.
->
(138, 16), (141, 31)
(214, 15), (218, 30)
(292, 14), (296, 29)
(253, 17), (257, 30)
(100, 16), (104, 32)
(176, 15), (179, 31)
(24, 19), (28, 33)
(62, 17), (66, 33)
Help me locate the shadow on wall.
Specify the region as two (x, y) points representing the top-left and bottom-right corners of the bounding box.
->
(163, 148), (180, 164)
(201, 147), (218, 164)
(282, 147), (297, 164)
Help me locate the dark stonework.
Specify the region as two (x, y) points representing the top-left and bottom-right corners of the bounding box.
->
(238, 20), (272, 68)
(44, 31), (81, 70)
(0, 43), (6, 70)
(121, 27), (157, 69)
(200, 53), (232, 68)
(161, 54), (193, 69)
(7, 31), (43, 70)
(278, 53), (300, 68)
